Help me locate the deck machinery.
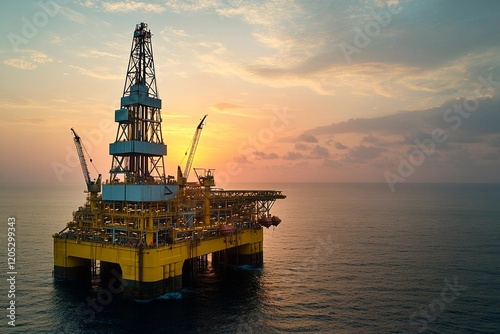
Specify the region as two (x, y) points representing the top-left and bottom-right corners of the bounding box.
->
(53, 23), (285, 299)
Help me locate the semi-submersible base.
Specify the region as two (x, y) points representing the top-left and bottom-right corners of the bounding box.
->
(54, 228), (264, 298)
(53, 188), (283, 299)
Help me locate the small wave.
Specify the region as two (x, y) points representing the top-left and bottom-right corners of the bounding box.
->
(134, 297), (154, 303)
(238, 264), (256, 271)
(228, 264), (262, 273)
(157, 292), (183, 300)
(135, 291), (185, 303)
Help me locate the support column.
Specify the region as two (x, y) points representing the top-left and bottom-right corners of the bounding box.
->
(120, 252), (183, 299)
(53, 238), (92, 279)
(227, 242), (263, 266)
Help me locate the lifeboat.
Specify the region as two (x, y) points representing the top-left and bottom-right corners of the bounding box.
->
(219, 224), (236, 236)
(271, 216), (282, 226)
(258, 216), (273, 228)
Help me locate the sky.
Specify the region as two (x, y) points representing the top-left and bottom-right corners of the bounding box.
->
(1, 0), (500, 189)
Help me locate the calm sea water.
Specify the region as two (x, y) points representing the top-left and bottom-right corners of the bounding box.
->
(1, 183), (499, 333)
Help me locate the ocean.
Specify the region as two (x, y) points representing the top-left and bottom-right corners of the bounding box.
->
(1, 182), (499, 333)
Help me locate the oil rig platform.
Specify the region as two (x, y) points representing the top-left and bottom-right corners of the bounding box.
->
(53, 23), (285, 299)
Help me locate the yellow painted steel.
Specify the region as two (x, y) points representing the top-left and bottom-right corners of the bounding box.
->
(54, 228), (263, 283)
(53, 184), (283, 298)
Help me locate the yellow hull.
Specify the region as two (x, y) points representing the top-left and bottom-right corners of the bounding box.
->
(54, 228), (263, 298)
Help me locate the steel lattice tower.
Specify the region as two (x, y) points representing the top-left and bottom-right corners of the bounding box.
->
(110, 22), (165, 185)
(103, 23), (176, 202)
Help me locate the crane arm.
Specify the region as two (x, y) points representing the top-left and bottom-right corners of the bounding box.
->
(71, 128), (92, 190)
(183, 114), (207, 180)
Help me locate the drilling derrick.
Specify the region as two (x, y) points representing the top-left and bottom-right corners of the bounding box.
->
(104, 22), (177, 202)
(53, 22), (286, 299)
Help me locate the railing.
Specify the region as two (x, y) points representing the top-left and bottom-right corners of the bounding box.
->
(210, 190), (286, 200)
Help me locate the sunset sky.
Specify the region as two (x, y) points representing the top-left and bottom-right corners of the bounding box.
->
(1, 0), (500, 188)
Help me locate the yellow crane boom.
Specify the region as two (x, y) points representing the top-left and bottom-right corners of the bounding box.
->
(178, 115), (207, 185)
(71, 128), (101, 193)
